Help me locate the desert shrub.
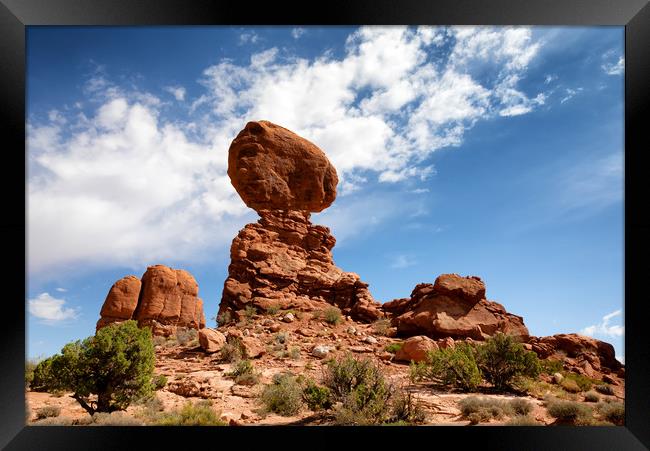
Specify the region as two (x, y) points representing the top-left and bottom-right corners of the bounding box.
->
(29, 320), (155, 415)
(475, 333), (541, 391)
(584, 391), (600, 402)
(244, 305), (257, 321)
(323, 354), (387, 399)
(152, 335), (167, 347)
(275, 332), (288, 344)
(409, 361), (430, 383)
(560, 378), (582, 393)
(506, 415), (542, 426)
(387, 390), (426, 424)
(261, 373), (303, 416)
(35, 406), (61, 420)
(216, 311), (233, 327)
(220, 336), (245, 363)
(265, 305), (280, 315)
(562, 372), (596, 392)
(153, 374), (167, 390)
(372, 319), (392, 336)
(459, 397), (509, 423)
(546, 399), (593, 424)
(226, 359), (259, 385)
(288, 347), (301, 360)
(511, 376), (571, 400)
(176, 328), (198, 346)
(426, 343), (482, 391)
(595, 384), (614, 395)
(156, 400), (227, 426)
(321, 306), (342, 325)
(509, 398), (534, 416)
(384, 342), (403, 354)
(598, 401), (624, 425)
(32, 416), (74, 426)
(540, 359), (564, 374)
(91, 411), (143, 426)
(302, 381), (333, 411)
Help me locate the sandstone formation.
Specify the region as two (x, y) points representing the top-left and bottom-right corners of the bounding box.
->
(198, 328), (227, 353)
(526, 333), (624, 380)
(218, 121), (383, 323)
(228, 120), (338, 213)
(383, 274), (529, 341)
(394, 335), (439, 363)
(96, 264), (206, 336)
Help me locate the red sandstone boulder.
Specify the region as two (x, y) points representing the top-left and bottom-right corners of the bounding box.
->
(199, 328), (227, 353)
(228, 120), (338, 213)
(394, 335), (439, 362)
(383, 274), (529, 341)
(96, 264), (206, 336)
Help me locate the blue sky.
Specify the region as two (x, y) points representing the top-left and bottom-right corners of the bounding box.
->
(26, 26), (624, 362)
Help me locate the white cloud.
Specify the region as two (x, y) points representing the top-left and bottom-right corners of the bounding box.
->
(560, 87), (584, 104)
(581, 309), (624, 338)
(239, 31), (259, 45)
(291, 27), (306, 39)
(390, 254), (417, 269)
(164, 85), (186, 101)
(602, 54), (624, 76)
(28, 293), (79, 323)
(55, 287), (67, 292)
(28, 26), (548, 273)
(544, 74), (557, 84)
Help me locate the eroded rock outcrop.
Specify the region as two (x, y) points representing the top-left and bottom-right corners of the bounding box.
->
(96, 264), (206, 336)
(218, 121), (383, 323)
(383, 274), (529, 341)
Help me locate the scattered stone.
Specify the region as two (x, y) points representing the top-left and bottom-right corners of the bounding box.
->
(312, 345), (333, 358)
(198, 328), (226, 354)
(394, 336), (439, 363)
(283, 313), (295, 323)
(553, 373), (564, 384)
(346, 326), (357, 335)
(269, 324), (282, 333)
(363, 336), (378, 345)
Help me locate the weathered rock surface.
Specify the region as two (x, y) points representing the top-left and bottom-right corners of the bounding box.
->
(199, 328), (227, 353)
(527, 333), (623, 378)
(383, 274), (529, 341)
(96, 264), (206, 336)
(394, 335), (439, 362)
(228, 120), (338, 213)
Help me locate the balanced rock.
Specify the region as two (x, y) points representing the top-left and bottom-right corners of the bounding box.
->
(383, 274), (529, 341)
(96, 264), (206, 336)
(228, 120), (338, 213)
(394, 335), (439, 362)
(219, 121), (383, 323)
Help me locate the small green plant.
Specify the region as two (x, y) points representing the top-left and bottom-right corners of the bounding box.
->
(302, 380), (333, 411)
(506, 415), (542, 425)
(509, 398), (534, 416)
(275, 332), (288, 344)
(409, 361), (430, 383)
(425, 343), (482, 391)
(226, 359), (259, 385)
(594, 384), (614, 395)
(216, 311), (233, 327)
(546, 398), (593, 425)
(597, 401), (624, 425)
(265, 305), (280, 315)
(220, 336), (245, 363)
(475, 333), (541, 391)
(387, 389), (426, 424)
(261, 373), (304, 416)
(560, 378), (582, 393)
(35, 406), (61, 420)
(32, 416), (74, 426)
(540, 359), (564, 374)
(459, 397), (509, 423)
(384, 342), (403, 354)
(372, 319), (392, 336)
(153, 374), (167, 390)
(322, 306), (342, 325)
(562, 372), (597, 392)
(584, 391), (600, 402)
(91, 411), (144, 426)
(288, 346), (301, 360)
(244, 305), (257, 321)
(156, 400), (227, 426)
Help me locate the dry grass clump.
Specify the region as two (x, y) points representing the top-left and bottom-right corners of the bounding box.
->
(597, 400), (624, 425)
(156, 400), (227, 426)
(459, 396), (535, 424)
(545, 397), (593, 425)
(226, 359), (260, 386)
(35, 406), (61, 420)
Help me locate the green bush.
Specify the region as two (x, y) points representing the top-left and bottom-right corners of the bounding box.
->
(216, 311), (233, 327)
(261, 373), (303, 416)
(560, 378), (582, 393)
(220, 336), (245, 363)
(226, 359), (259, 386)
(30, 320), (155, 415)
(35, 406), (61, 420)
(408, 361), (430, 383)
(91, 411), (143, 426)
(302, 381), (333, 411)
(540, 359), (563, 374)
(244, 305), (257, 321)
(25, 358), (42, 389)
(594, 384), (614, 395)
(387, 390), (426, 424)
(562, 372), (596, 392)
(546, 399), (593, 424)
(323, 306), (342, 325)
(506, 415), (542, 426)
(598, 401), (624, 425)
(584, 391), (600, 402)
(153, 375), (167, 390)
(265, 305), (280, 315)
(384, 343), (403, 354)
(509, 398), (534, 416)
(426, 343), (482, 391)
(156, 400), (227, 426)
(459, 397), (509, 423)
(475, 333), (541, 391)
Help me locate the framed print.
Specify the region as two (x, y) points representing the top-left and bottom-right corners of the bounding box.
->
(2, 0), (649, 449)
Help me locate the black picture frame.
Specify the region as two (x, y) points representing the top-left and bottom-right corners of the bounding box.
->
(2, 1), (648, 449)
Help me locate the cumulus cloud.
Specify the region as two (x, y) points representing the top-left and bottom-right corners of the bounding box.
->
(581, 309), (624, 338)
(28, 26), (548, 273)
(28, 293), (79, 323)
(602, 52), (624, 76)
